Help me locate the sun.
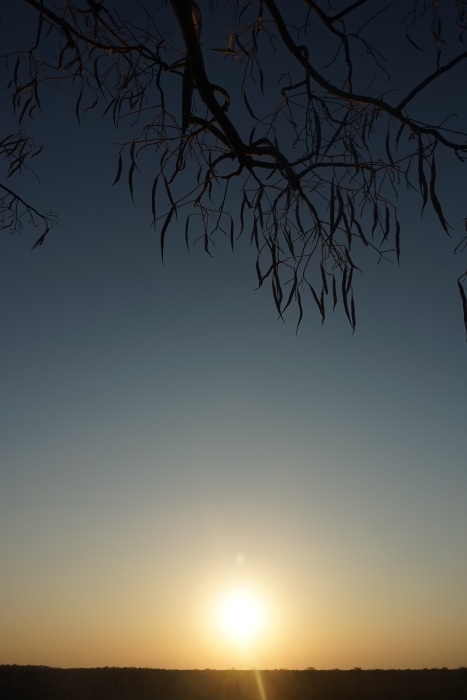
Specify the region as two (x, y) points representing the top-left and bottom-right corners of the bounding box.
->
(219, 592), (264, 642)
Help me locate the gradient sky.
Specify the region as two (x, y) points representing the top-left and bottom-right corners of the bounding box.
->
(1, 0), (467, 671)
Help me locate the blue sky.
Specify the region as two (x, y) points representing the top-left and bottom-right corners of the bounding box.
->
(1, 0), (466, 670)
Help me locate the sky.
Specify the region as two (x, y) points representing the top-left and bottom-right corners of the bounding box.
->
(1, 0), (467, 671)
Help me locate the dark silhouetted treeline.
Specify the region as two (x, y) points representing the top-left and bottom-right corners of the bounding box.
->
(1, 665), (466, 700)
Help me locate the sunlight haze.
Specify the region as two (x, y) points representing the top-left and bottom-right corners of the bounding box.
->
(1, 0), (467, 675)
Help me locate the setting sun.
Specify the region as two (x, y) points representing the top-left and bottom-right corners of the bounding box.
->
(219, 592), (265, 642)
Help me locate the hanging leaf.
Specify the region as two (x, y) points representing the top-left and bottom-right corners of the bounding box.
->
(343, 212), (352, 249)
(151, 175), (159, 224)
(19, 97), (32, 125)
(406, 30), (425, 51)
(240, 193), (247, 235)
(429, 154), (450, 234)
(385, 128), (394, 165)
(418, 136), (428, 214)
(320, 262), (328, 295)
(350, 294), (356, 332)
(361, 115), (368, 149)
(329, 182), (335, 240)
(251, 217), (259, 249)
(323, 108), (350, 156)
(243, 92), (258, 120)
(184, 214), (191, 251)
(382, 205), (390, 242)
(295, 200), (305, 235)
(282, 272), (298, 315)
(255, 260), (274, 288)
(347, 193), (356, 227)
(102, 97), (116, 117)
(332, 275), (338, 310)
(163, 176), (176, 209)
(342, 268), (351, 325)
(284, 229), (295, 258)
(296, 287), (304, 333)
(30, 230), (50, 251)
(83, 96), (99, 114)
(230, 216), (235, 251)
(371, 203), (378, 238)
(348, 138), (360, 171)
(112, 153), (123, 186)
(320, 288), (326, 324)
(354, 219), (368, 246)
(75, 88), (83, 124)
(128, 161), (136, 203)
(458, 279), (467, 339)
(272, 276), (282, 315)
(160, 206), (176, 263)
(308, 282), (325, 324)
(335, 187), (344, 234)
(395, 123), (405, 150)
(346, 265), (354, 295)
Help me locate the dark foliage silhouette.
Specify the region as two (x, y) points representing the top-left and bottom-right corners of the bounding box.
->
(3, 0), (467, 332)
(1, 666), (467, 700)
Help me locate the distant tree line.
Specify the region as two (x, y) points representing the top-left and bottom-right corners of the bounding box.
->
(1, 665), (466, 700)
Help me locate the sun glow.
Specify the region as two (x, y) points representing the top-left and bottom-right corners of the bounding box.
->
(219, 592), (264, 642)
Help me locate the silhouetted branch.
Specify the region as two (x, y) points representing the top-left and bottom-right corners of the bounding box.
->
(4, 0), (467, 334)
